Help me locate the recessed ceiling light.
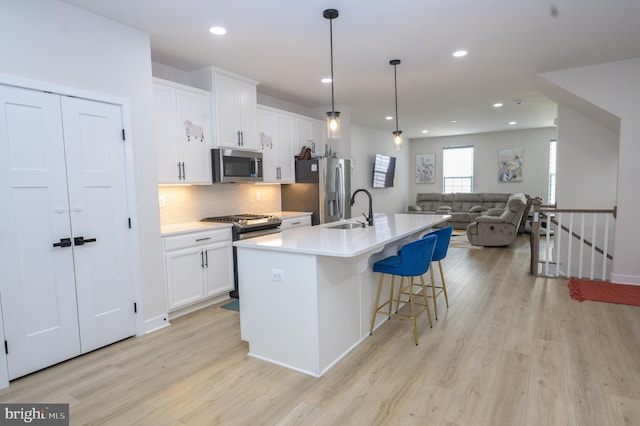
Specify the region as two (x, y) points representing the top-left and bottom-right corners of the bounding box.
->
(421, 130), (429, 134)
(450, 120), (457, 123)
(321, 77), (332, 84)
(209, 26), (227, 35)
(509, 121), (517, 125)
(452, 50), (468, 58)
(493, 102), (503, 108)
(385, 116), (393, 120)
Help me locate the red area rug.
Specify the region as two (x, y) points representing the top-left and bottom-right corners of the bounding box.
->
(568, 278), (640, 306)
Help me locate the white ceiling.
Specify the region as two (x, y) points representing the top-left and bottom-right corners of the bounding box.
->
(61, 0), (640, 139)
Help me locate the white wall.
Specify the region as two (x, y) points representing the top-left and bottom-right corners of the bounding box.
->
(539, 58), (640, 284)
(0, 0), (167, 331)
(555, 105), (618, 209)
(408, 128), (557, 203)
(350, 124), (411, 216)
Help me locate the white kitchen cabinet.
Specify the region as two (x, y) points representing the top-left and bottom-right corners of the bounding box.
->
(190, 68), (259, 150)
(258, 106), (296, 183)
(280, 214), (312, 231)
(0, 85), (136, 380)
(163, 228), (233, 313)
(153, 78), (211, 184)
(296, 116), (326, 156)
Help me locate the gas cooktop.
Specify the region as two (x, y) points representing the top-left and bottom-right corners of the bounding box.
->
(201, 214), (281, 229)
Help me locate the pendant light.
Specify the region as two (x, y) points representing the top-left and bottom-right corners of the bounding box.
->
(323, 9), (340, 139)
(390, 59), (403, 150)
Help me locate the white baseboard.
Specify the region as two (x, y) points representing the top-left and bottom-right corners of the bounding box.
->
(610, 273), (640, 286)
(143, 314), (171, 334)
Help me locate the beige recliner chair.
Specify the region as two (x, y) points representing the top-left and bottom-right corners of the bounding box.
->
(466, 193), (527, 246)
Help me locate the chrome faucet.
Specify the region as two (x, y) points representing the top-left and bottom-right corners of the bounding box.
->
(350, 188), (373, 226)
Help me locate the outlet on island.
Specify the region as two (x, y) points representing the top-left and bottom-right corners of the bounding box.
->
(271, 268), (285, 282)
(256, 191), (261, 201)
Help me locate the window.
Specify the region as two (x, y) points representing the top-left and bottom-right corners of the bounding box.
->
(443, 145), (474, 193)
(548, 139), (557, 204)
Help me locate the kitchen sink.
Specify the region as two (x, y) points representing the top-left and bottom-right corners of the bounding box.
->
(327, 222), (365, 230)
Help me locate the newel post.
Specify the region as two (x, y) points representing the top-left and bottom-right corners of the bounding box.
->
(529, 197), (543, 275)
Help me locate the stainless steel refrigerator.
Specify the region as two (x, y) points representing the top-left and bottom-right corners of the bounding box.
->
(281, 158), (351, 225)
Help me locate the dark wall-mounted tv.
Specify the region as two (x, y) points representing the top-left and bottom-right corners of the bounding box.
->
(372, 154), (396, 188)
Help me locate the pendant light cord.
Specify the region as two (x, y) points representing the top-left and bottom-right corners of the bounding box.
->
(394, 63), (399, 132)
(329, 18), (335, 112)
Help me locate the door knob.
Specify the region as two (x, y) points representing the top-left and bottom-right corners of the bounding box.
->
(52, 238), (72, 248)
(74, 236), (97, 246)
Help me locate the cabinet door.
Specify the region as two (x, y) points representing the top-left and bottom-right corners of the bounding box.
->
(0, 85), (82, 380)
(61, 97), (136, 354)
(214, 73), (241, 148)
(237, 81), (258, 149)
(203, 242), (234, 297)
(258, 108), (278, 182)
(176, 90), (211, 183)
(276, 113), (296, 183)
(310, 119), (326, 155)
(154, 84), (181, 183)
(165, 247), (205, 310)
(295, 117), (325, 155)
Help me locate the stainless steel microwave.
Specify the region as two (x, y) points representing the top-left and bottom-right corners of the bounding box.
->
(211, 149), (263, 183)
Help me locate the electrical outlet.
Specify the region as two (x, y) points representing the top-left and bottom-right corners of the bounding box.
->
(256, 191), (261, 201)
(271, 268), (285, 282)
(159, 195), (166, 208)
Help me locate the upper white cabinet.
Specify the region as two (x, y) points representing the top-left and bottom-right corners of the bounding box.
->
(296, 116), (326, 156)
(191, 68), (259, 150)
(153, 78), (211, 184)
(258, 106), (296, 183)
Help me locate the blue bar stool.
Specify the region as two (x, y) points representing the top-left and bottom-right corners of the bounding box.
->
(425, 226), (453, 320)
(369, 235), (437, 345)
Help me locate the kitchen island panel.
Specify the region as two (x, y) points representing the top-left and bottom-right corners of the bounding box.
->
(238, 248), (320, 375)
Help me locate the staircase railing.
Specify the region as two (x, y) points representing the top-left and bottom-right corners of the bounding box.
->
(529, 197), (617, 280)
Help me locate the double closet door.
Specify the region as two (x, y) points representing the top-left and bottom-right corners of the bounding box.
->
(0, 85), (136, 380)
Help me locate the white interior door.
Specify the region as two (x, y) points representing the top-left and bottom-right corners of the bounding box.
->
(60, 97), (136, 354)
(0, 86), (81, 380)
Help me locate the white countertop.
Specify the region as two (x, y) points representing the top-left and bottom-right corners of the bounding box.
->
(234, 213), (450, 257)
(160, 221), (231, 236)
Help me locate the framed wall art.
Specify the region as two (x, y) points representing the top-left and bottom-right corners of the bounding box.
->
(498, 147), (523, 182)
(415, 153), (435, 183)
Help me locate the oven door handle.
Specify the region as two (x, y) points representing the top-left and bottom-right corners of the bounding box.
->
(236, 228), (281, 240)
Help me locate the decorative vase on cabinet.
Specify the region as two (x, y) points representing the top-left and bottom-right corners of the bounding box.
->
(153, 78), (211, 184)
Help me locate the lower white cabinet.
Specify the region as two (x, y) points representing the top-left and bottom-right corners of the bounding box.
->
(163, 228), (233, 312)
(281, 215), (312, 231)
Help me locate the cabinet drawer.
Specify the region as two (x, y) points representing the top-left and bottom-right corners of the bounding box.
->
(164, 229), (231, 251)
(281, 215), (312, 230)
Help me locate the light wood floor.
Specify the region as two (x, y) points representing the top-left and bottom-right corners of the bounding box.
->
(2, 235), (640, 425)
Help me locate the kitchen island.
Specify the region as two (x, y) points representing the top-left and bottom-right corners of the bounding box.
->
(234, 213), (450, 377)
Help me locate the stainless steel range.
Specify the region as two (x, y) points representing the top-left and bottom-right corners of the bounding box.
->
(201, 214), (282, 298)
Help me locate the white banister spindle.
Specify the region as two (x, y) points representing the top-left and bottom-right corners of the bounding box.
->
(567, 214), (573, 278)
(578, 213), (585, 279)
(602, 214), (609, 281)
(556, 213), (563, 277)
(589, 215), (597, 280)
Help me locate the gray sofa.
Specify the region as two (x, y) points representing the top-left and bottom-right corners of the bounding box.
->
(466, 192), (528, 246)
(407, 192), (516, 230)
